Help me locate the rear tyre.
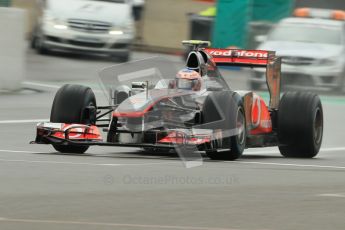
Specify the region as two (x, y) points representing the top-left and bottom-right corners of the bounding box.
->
(50, 84), (97, 154)
(278, 92), (323, 158)
(203, 91), (246, 161)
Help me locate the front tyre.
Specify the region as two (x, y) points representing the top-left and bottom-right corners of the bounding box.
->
(111, 51), (130, 63)
(203, 91), (246, 161)
(34, 36), (50, 55)
(278, 92), (323, 158)
(50, 84), (97, 154)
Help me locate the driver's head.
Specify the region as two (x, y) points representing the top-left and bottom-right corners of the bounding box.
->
(176, 68), (202, 91)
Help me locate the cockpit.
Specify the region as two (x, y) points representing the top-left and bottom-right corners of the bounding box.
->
(185, 50), (230, 90)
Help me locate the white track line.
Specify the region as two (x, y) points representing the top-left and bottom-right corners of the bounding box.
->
(2, 147), (345, 155)
(232, 161), (345, 170)
(1, 145), (345, 169)
(23, 81), (103, 93)
(0, 158), (175, 167)
(248, 148), (345, 154)
(1, 150), (345, 170)
(0, 119), (49, 124)
(0, 217), (238, 230)
(246, 147), (345, 154)
(0, 150), (45, 153)
(22, 81), (61, 89)
(321, 147), (345, 152)
(317, 193), (345, 198)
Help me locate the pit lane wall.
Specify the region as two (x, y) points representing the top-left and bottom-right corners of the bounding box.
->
(139, 0), (213, 52)
(12, 0), (38, 38)
(0, 7), (26, 91)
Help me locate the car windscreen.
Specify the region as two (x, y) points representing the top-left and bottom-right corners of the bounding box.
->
(268, 24), (342, 45)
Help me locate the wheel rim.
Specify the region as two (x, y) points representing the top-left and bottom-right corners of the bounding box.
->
(313, 108), (323, 145)
(237, 108), (245, 145)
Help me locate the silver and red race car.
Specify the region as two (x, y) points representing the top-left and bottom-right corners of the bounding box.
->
(32, 40), (323, 161)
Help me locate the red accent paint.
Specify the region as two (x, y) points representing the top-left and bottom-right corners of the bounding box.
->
(112, 111), (148, 118)
(249, 95), (273, 135)
(252, 99), (259, 125)
(158, 131), (211, 145)
(51, 124), (102, 141)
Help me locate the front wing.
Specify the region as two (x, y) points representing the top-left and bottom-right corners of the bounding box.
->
(32, 122), (213, 149)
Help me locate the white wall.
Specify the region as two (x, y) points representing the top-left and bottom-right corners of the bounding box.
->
(0, 7), (26, 91)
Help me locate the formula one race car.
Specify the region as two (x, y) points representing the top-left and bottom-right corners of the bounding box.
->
(32, 40), (323, 160)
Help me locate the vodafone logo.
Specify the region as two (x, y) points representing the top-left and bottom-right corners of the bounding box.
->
(206, 49), (268, 58)
(208, 50), (233, 56)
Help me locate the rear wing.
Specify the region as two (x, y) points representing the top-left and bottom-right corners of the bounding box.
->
(204, 48), (276, 67)
(204, 48), (282, 110)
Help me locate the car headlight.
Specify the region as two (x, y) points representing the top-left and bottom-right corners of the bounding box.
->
(109, 19), (134, 35)
(43, 12), (68, 30)
(53, 24), (68, 30)
(109, 30), (124, 35)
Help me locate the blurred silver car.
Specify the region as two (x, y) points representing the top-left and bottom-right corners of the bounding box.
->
(31, 0), (135, 62)
(250, 8), (345, 92)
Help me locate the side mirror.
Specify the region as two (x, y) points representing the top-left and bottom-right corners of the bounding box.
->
(113, 85), (131, 105)
(131, 81), (148, 90)
(255, 35), (268, 43)
(131, 81), (149, 98)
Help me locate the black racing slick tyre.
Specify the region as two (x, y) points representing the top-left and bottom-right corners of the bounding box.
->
(203, 91), (246, 161)
(278, 92), (323, 158)
(50, 84), (97, 154)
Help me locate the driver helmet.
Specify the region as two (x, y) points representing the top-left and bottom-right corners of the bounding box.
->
(176, 68), (202, 91)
